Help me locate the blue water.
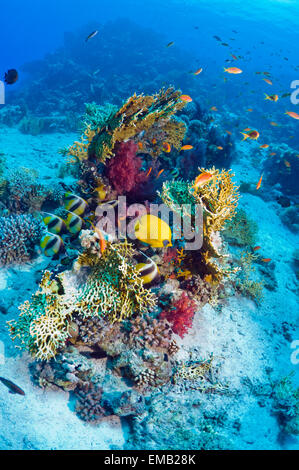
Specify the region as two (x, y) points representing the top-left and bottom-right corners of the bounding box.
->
(0, 0), (298, 451)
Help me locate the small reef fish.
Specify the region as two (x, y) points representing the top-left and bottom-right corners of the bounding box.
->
(85, 30), (99, 42)
(166, 41), (174, 48)
(145, 167), (152, 178)
(210, 106), (218, 111)
(261, 258), (271, 263)
(134, 214), (172, 248)
(285, 111), (299, 120)
(256, 173), (263, 190)
(0, 377), (25, 395)
(270, 121), (279, 126)
(156, 169), (164, 179)
(241, 130), (260, 141)
(137, 142), (143, 150)
(65, 211), (84, 235)
(263, 78), (273, 85)
(265, 94), (278, 102)
(180, 145), (193, 151)
(224, 67), (242, 74)
(180, 94), (192, 103)
(4, 69), (18, 85)
(193, 172), (213, 189)
(40, 233), (65, 257)
(270, 152), (277, 156)
(41, 212), (67, 235)
(253, 246), (261, 251)
(90, 222), (107, 254)
(260, 144), (269, 149)
(162, 142), (171, 153)
(246, 108), (253, 112)
(135, 254), (160, 286)
(217, 146), (223, 150)
(64, 193), (88, 216)
(284, 160), (291, 168)
(194, 68), (203, 75)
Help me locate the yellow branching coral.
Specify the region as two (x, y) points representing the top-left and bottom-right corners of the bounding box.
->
(8, 271), (74, 361)
(192, 167), (239, 234)
(67, 125), (97, 163)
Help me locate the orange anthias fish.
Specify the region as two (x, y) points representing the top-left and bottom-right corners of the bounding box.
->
(247, 108), (253, 112)
(180, 94), (192, 103)
(285, 111), (299, 120)
(270, 152), (276, 156)
(145, 167), (152, 178)
(241, 130), (260, 140)
(152, 138), (157, 145)
(217, 146), (223, 150)
(90, 222), (107, 254)
(181, 145), (193, 151)
(193, 172), (213, 189)
(137, 142), (143, 150)
(265, 94), (278, 102)
(162, 142), (171, 153)
(156, 169), (165, 179)
(261, 258), (271, 263)
(194, 68), (203, 75)
(244, 127), (252, 131)
(284, 160), (291, 168)
(253, 246), (261, 251)
(256, 173), (263, 190)
(224, 67), (242, 74)
(260, 144), (269, 149)
(210, 106), (218, 111)
(263, 78), (273, 85)
(226, 130), (232, 135)
(270, 121), (279, 127)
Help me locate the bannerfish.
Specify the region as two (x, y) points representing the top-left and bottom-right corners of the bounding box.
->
(135, 254), (160, 286)
(40, 233), (65, 257)
(85, 30), (99, 42)
(65, 211), (84, 235)
(41, 212), (67, 235)
(4, 69), (18, 85)
(134, 214), (172, 248)
(241, 130), (260, 140)
(224, 67), (242, 74)
(64, 193), (88, 216)
(0, 376), (25, 395)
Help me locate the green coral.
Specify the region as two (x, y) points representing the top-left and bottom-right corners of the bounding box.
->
(223, 208), (258, 247)
(272, 372), (299, 436)
(83, 102), (118, 131)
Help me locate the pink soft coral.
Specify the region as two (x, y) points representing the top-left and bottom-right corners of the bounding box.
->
(160, 292), (197, 338)
(107, 141), (147, 195)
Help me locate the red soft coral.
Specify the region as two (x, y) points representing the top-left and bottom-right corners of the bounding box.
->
(160, 292), (197, 338)
(107, 141), (147, 195)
